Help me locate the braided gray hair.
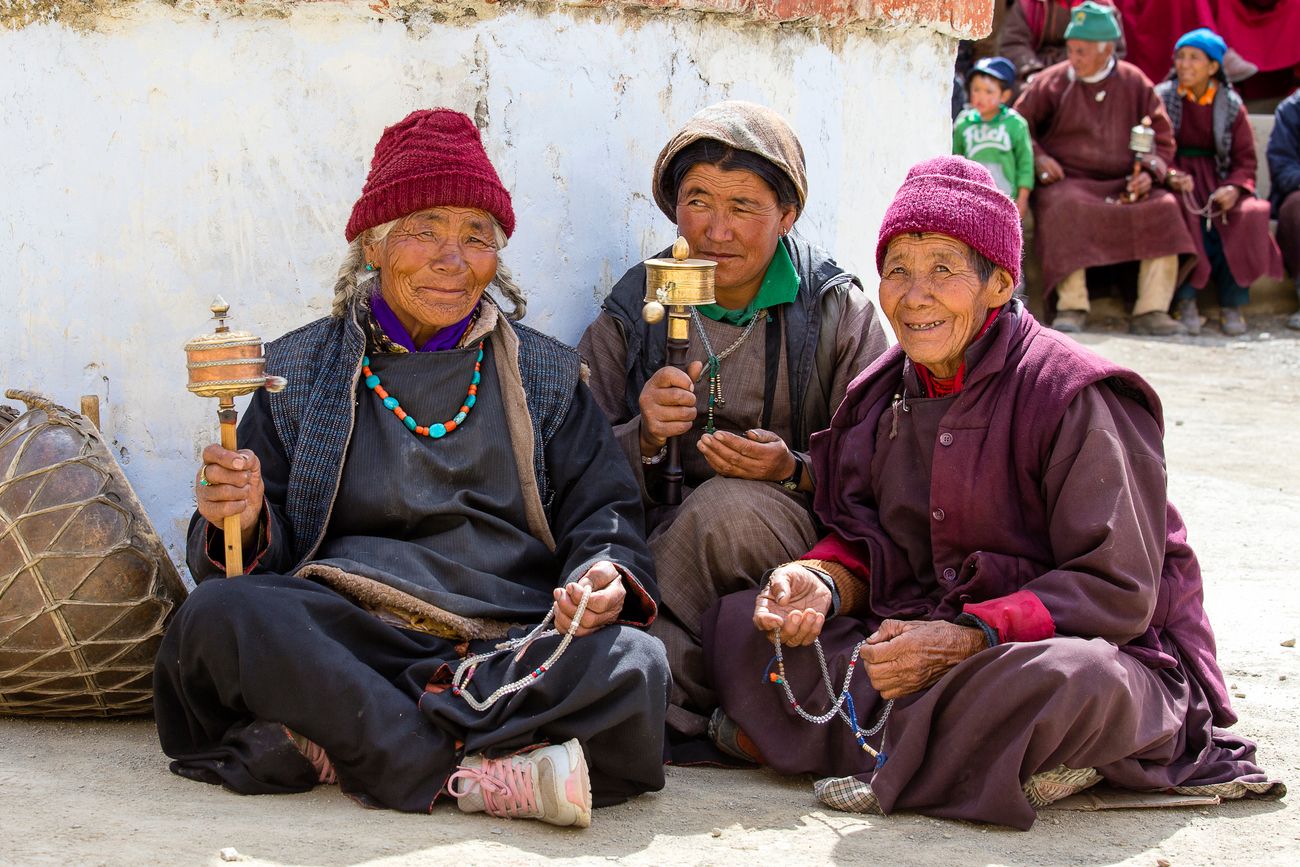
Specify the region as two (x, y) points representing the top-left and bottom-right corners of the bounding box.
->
(330, 215), (526, 321)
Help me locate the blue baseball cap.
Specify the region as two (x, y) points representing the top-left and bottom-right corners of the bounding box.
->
(967, 57), (1017, 88)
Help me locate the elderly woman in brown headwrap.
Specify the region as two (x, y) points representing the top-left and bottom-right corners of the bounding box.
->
(578, 100), (889, 749)
(154, 109), (668, 827)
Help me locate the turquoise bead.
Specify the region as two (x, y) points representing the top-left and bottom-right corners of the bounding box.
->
(476, 349), (484, 362)
(365, 374), (380, 389)
(471, 371), (481, 385)
(465, 394), (476, 408)
(430, 423), (447, 438)
(403, 415), (417, 431)
(453, 412), (467, 424)
(382, 396), (399, 411)
(362, 355), (370, 367)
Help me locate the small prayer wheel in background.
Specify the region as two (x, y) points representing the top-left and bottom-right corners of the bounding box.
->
(183, 297), (286, 577)
(1124, 115), (1156, 204)
(641, 237), (716, 505)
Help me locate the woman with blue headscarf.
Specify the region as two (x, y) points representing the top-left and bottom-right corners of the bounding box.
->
(1157, 28), (1283, 336)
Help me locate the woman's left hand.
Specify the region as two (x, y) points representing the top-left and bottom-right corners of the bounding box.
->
(553, 561), (626, 636)
(698, 429), (795, 482)
(1211, 185), (1240, 212)
(859, 619), (987, 699)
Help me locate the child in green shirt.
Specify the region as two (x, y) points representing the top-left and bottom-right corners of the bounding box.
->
(953, 57), (1034, 218)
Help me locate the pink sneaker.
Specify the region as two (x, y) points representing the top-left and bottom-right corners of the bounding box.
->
(447, 738), (592, 828)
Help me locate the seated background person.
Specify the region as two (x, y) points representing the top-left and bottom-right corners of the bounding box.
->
(1270, 88), (1300, 331)
(1015, 1), (1196, 336)
(704, 156), (1283, 829)
(155, 109), (668, 828)
(1001, 0), (1125, 86)
(579, 101), (888, 743)
(1157, 28), (1283, 336)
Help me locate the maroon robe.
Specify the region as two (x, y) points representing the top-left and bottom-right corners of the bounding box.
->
(703, 300), (1282, 829)
(1170, 92), (1284, 289)
(1015, 60), (1198, 295)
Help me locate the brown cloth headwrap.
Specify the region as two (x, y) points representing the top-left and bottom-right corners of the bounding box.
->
(651, 101), (809, 221)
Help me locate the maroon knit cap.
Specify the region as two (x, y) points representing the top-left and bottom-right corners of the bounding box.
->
(345, 108), (515, 242)
(875, 155), (1022, 285)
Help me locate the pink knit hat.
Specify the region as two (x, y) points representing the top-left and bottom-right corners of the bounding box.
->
(875, 156), (1022, 285)
(345, 109), (515, 242)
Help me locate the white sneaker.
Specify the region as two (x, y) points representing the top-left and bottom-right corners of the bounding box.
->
(447, 738), (592, 828)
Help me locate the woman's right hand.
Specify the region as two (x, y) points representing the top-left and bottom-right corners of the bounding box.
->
(752, 562), (833, 646)
(637, 360), (705, 456)
(196, 444), (264, 548)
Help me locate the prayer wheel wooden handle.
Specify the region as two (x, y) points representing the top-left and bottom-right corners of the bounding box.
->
(218, 399), (244, 577)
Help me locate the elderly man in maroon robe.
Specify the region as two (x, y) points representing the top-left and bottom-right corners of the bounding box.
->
(1014, 1), (1197, 336)
(701, 155), (1284, 829)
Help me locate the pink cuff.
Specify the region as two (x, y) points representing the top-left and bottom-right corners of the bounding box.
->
(963, 590), (1055, 643)
(803, 533), (871, 580)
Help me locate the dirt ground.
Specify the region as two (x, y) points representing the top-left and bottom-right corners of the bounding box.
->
(2, 318), (1298, 867)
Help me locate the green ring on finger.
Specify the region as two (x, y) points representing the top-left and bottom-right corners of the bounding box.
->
(199, 465), (211, 486)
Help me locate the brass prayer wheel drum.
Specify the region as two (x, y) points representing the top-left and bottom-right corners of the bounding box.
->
(1129, 115), (1156, 156)
(0, 390), (187, 717)
(184, 298), (287, 399)
(642, 236), (717, 326)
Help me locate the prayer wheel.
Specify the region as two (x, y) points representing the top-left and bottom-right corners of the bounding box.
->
(183, 298), (286, 577)
(641, 237), (716, 505)
(1124, 116), (1157, 203)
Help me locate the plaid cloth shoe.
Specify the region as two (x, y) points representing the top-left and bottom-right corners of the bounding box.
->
(813, 775), (882, 815)
(447, 738), (592, 828)
(1023, 765), (1102, 807)
(284, 727), (337, 785)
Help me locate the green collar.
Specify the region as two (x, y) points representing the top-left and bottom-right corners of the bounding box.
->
(696, 242), (800, 325)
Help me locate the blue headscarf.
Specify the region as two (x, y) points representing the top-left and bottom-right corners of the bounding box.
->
(1174, 28), (1227, 64)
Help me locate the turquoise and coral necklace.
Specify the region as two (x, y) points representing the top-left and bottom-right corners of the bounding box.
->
(362, 341), (484, 439)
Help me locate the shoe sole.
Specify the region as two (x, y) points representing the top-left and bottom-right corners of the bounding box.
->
(561, 739), (592, 828)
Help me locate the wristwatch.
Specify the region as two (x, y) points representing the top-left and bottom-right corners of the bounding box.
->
(779, 455), (805, 492)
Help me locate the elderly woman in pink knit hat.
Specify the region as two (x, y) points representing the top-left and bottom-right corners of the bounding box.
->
(702, 156), (1282, 828)
(155, 109), (668, 827)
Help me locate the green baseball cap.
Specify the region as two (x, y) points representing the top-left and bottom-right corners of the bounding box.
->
(1063, 1), (1122, 42)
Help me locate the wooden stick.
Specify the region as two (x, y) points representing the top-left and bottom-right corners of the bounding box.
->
(218, 397), (244, 577)
(79, 395), (101, 430)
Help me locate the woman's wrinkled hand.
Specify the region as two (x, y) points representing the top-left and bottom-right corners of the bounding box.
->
(753, 563), (833, 646)
(859, 619), (987, 699)
(196, 444), (264, 549)
(1211, 184), (1240, 213)
(638, 361), (705, 456)
(554, 560), (626, 636)
(1166, 170), (1194, 194)
(698, 428), (795, 482)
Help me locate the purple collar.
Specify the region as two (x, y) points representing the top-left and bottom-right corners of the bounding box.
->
(371, 288), (477, 352)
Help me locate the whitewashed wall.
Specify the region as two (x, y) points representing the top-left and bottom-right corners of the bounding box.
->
(0, 3), (957, 576)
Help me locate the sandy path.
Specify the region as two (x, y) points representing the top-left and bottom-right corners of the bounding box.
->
(2, 322), (1297, 866)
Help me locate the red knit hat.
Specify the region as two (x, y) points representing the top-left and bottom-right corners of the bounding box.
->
(345, 109), (515, 242)
(875, 156), (1022, 285)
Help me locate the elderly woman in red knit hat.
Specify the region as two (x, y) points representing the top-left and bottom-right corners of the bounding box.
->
(702, 156), (1282, 829)
(154, 109), (668, 827)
